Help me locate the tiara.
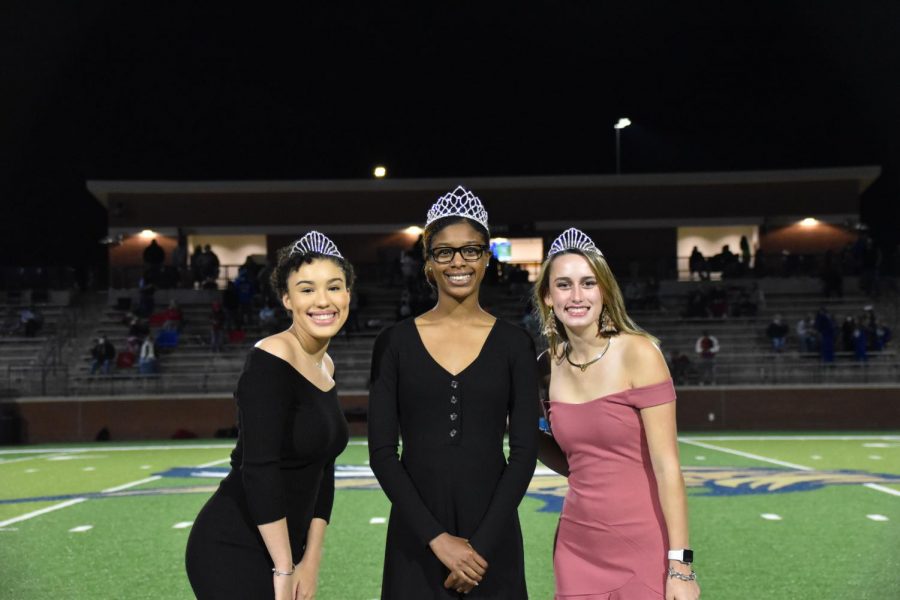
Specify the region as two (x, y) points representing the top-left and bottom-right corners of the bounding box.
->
(289, 231), (343, 259)
(547, 228), (603, 258)
(425, 186), (489, 231)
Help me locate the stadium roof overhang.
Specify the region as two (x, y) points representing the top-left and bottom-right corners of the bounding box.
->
(87, 166), (880, 235)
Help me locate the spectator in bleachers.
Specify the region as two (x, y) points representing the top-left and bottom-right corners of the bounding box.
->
(814, 308), (836, 363)
(739, 235), (752, 267)
(258, 300), (279, 335)
(136, 279), (156, 317)
(222, 281), (242, 330)
(210, 301), (226, 353)
(234, 268), (257, 326)
(143, 239), (165, 269)
(190, 245), (204, 285)
(684, 289), (709, 318)
(694, 330), (719, 385)
(796, 314), (817, 353)
(708, 286), (729, 318)
(668, 349), (692, 386)
(873, 319), (892, 351)
(689, 246), (707, 281)
(396, 289), (413, 320)
(399, 249), (418, 291)
(19, 306), (42, 337)
(90, 336), (116, 375)
(139, 334), (158, 374)
(751, 282), (766, 310)
(766, 315), (789, 353)
(733, 287), (757, 317)
(841, 316), (856, 353)
(202, 244), (220, 282)
(161, 299), (184, 332)
(852, 323), (869, 363)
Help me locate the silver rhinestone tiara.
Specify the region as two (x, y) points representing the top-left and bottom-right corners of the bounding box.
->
(425, 186), (489, 231)
(547, 227), (603, 258)
(289, 231), (343, 259)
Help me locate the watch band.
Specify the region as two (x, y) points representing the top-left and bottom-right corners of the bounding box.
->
(668, 549), (694, 563)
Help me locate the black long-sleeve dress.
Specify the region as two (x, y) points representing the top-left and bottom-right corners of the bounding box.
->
(368, 318), (539, 599)
(185, 348), (349, 599)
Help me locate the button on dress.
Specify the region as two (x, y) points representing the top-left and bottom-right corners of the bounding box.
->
(368, 319), (539, 599)
(549, 379), (676, 600)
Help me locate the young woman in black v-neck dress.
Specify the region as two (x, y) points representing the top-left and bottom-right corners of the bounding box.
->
(185, 233), (352, 600)
(369, 187), (539, 599)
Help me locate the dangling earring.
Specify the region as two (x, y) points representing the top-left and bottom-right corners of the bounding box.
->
(542, 309), (559, 338)
(599, 305), (618, 336)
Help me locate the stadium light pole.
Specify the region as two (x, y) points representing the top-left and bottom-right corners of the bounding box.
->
(614, 118), (631, 174)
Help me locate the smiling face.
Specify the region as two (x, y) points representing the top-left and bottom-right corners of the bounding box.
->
(544, 253), (603, 335)
(282, 258), (350, 340)
(426, 220), (489, 300)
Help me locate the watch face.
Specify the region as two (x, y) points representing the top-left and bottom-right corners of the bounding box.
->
(682, 549), (694, 563)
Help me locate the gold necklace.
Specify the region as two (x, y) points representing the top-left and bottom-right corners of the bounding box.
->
(289, 326), (322, 368)
(564, 337), (612, 372)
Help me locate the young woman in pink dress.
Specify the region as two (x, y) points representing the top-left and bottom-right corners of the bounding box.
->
(533, 228), (700, 600)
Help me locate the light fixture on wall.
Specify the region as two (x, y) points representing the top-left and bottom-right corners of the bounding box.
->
(373, 165), (387, 178)
(799, 218), (819, 227)
(138, 229), (158, 239)
(403, 225), (423, 236)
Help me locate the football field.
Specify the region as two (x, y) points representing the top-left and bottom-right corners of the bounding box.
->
(1, 433), (898, 599)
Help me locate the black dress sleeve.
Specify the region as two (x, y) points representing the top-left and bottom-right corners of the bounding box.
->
(236, 356), (290, 525)
(312, 459), (336, 523)
(468, 327), (539, 559)
(368, 325), (445, 547)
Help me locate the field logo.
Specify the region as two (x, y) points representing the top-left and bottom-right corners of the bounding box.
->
(523, 466), (900, 513)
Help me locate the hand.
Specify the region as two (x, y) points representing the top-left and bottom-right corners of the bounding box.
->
(443, 571), (476, 595)
(273, 572), (293, 600)
(292, 558), (320, 600)
(666, 563), (700, 600)
(429, 533), (488, 589)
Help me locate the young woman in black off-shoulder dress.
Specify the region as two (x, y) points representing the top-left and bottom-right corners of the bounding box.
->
(369, 188), (539, 599)
(185, 232), (352, 600)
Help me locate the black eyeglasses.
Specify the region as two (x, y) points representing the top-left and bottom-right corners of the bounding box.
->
(429, 245), (490, 264)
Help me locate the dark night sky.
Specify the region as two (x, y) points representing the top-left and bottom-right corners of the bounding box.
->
(2, 2), (899, 268)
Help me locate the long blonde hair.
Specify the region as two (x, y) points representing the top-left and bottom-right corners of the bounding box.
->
(532, 249), (658, 359)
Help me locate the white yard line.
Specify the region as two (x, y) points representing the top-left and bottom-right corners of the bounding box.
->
(0, 444), (234, 455)
(0, 498), (86, 528)
(195, 458), (231, 469)
(0, 454), (55, 465)
(102, 476), (163, 493)
(680, 439), (900, 499)
(679, 439), (814, 471)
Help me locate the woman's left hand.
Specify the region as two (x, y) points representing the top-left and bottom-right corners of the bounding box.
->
(292, 558), (320, 600)
(443, 571), (476, 595)
(666, 577), (700, 600)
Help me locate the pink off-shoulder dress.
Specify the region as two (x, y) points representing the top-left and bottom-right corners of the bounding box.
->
(549, 379), (676, 600)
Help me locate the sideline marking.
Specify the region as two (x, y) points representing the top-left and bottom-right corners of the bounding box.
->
(102, 476), (162, 493)
(195, 458), (230, 469)
(761, 513), (782, 521)
(69, 525), (93, 533)
(0, 444), (234, 455)
(868, 455), (883, 460)
(0, 454), (54, 465)
(24, 469), (38, 473)
(0, 498), (86, 528)
(866, 514), (889, 521)
(681, 439), (900, 499)
(82, 467), (96, 472)
(173, 521), (193, 529)
(369, 517), (386, 524)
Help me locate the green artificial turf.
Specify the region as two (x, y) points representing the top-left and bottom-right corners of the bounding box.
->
(1, 434), (897, 599)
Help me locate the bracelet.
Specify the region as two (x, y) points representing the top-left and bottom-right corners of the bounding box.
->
(272, 566), (294, 577)
(667, 567), (697, 582)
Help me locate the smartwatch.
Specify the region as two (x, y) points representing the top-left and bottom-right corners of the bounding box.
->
(668, 549), (694, 564)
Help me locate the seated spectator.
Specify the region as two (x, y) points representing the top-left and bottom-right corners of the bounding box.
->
(694, 331), (720, 385)
(766, 315), (789, 352)
(796, 313), (817, 353)
(708, 286), (729, 318)
(668, 350), (692, 386)
(841, 316), (856, 352)
(222, 281), (242, 329)
(161, 299), (184, 332)
(136, 280), (156, 317)
(139, 335), (158, 374)
(90, 336), (116, 375)
(20, 306), (42, 337)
